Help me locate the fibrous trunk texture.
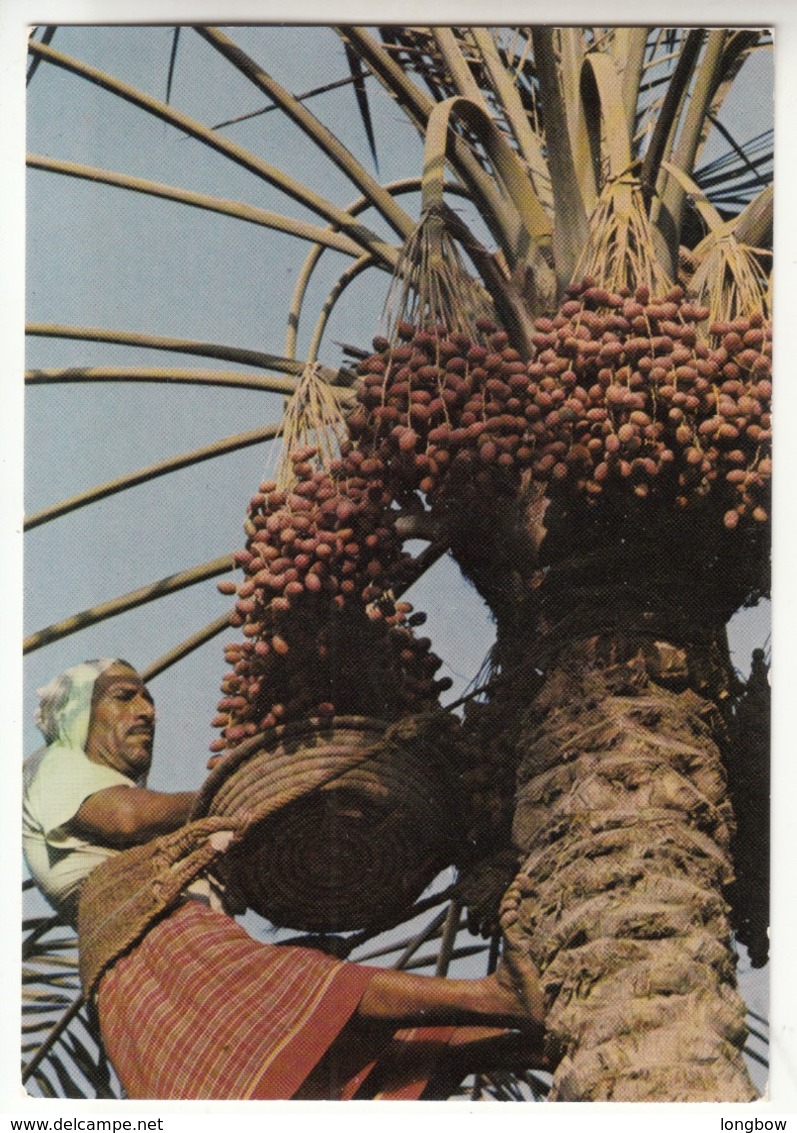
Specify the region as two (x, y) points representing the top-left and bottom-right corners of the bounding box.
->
(501, 637), (757, 1101)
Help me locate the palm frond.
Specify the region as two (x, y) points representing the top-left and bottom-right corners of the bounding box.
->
(165, 27), (181, 105)
(27, 153), (374, 257)
(210, 74), (365, 131)
(23, 555), (236, 655)
(195, 28), (413, 243)
(343, 40), (379, 173)
(27, 37), (400, 266)
(25, 424), (282, 532)
(26, 25), (56, 86)
(694, 129), (773, 214)
(141, 613), (233, 683)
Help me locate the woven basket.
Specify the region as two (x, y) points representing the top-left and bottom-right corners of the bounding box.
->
(192, 714), (461, 933)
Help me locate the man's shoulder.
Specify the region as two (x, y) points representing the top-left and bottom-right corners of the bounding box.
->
(23, 745), (48, 778)
(23, 744), (138, 844)
(24, 743), (86, 783)
(24, 744), (135, 801)
(23, 744), (64, 797)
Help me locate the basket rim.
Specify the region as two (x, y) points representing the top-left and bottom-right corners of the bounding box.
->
(193, 714), (393, 819)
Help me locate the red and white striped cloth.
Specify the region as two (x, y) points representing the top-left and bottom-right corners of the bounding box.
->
(97, 899), (463, 1100)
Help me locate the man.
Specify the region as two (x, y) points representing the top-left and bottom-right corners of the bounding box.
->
(24, 660), (197, 924)
(23, 659), (548, 1100)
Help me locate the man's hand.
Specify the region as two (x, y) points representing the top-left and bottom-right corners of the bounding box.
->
(69, 786), (198, 848)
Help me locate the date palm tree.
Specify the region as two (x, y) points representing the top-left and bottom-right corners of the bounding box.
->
(23, 25), (771, 1100)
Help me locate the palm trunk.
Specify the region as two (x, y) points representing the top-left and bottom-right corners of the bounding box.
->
(504, 633), (756, 1101)
(452, 511), (762, 1102)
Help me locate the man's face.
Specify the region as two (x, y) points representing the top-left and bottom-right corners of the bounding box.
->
(85, 664), (156, 778)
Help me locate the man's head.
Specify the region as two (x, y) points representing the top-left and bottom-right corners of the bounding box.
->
(35, 658), (118, 749)
(84, 662), (156, 778)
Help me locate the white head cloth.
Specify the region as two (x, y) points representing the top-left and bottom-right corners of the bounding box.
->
(34, 659), (121, 751)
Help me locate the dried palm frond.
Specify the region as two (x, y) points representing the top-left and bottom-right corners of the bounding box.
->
(574, 172), (671, 296)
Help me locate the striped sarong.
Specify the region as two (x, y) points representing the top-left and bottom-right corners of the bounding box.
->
(97, 899), (462, 1100)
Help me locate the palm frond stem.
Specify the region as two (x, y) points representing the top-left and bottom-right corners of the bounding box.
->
(530, 28), (590, 289)
(23, 914), (62, 934)
(25, 424), (283, 531)
(328, 883), (458, 957)
(742, 1046), (769, 1069)
(210, 74), (364, 130)
(27, 155), (371, 258)
(394, 908), (451, 970)
(471, 29), (552, 211)
(421, 95), (553, 273)
(696, 159), (773, 194)
(434, 899), (462, 976)
(26, 25), (56, 85)
(338, 27), (529, 263)
(165, 27), (180, 104)
(307, 255), (374, 362)
(24, 556), (235, 654)
(26, 38), (398, 267)
(141, 613), (233, 683)
(639, 29), (704, 208)
(401, 944), (488, 972)
(26, 325), (348, 383)
(695, 128), (772, 177)
(580, 51), (633, 180)
(22, 996), (85, 1085)
(617, 27), (649, 138)
(431, 28), (488, 106)
(195, 27), (414, 243)
(26, 366), (301, 395)
(355, 908), (449, 966)
(655, 30), (728, 273)
(342, 40), (379, 172)
(733, 184), (773, 249)
(703, 112), (769, 193)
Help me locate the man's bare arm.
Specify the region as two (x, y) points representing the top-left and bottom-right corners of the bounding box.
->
(69, 786), (198, 847)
